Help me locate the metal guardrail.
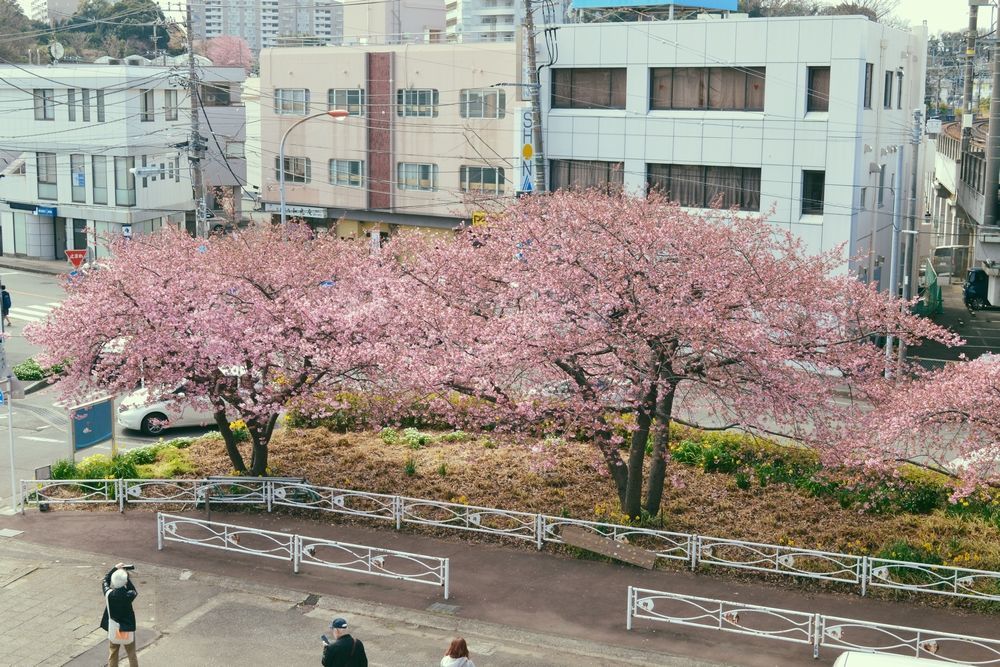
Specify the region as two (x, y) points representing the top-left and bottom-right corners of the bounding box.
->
(156, 512), (449, 597)
(628, 586), (1000, 664)
(23, 478), (1000, 605)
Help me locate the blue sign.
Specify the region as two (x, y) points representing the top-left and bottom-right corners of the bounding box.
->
(319, 280), (336, 288)
(34, 206), (57, 217)
(571, 0), (735, 7)
(72, 172), (85, 187)
(71, 398), (114, 451)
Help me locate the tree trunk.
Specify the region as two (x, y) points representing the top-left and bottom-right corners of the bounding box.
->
(595, 429), (629, 506)
(623, 383), (658, 520)
(247, 420), (270, 476)
(214, 411), (247, 473)
(644, 383), (676, 516)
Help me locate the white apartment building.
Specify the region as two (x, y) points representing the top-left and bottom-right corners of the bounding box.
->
(0, 64), (196, 260)
(30, 0), (81, 25)
(446, 0), (518, 43)
(260, 41), (521, 240)
(538, 14), (928, 288)
(192, 0), (344, 55)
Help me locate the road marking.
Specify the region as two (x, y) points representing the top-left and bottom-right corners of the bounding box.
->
(21, 436), (62, 443)
(0, 271), (21, 276)
(9, 304), (56, 323)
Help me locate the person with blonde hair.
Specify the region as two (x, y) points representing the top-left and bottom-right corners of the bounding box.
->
(441, 637), (475, 667)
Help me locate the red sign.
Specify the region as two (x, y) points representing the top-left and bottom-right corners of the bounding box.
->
(65, 249), (88, 269)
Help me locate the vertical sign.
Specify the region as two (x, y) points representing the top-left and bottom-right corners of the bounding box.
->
(520, 108), (534, 194)
(69, 397), (115, 458)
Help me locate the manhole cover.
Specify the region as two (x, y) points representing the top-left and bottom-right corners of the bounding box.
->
(426, 602), (460, 615)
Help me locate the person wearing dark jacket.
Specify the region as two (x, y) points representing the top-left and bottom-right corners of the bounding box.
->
(322, 617), (368, 667)
(100, 562), (139, 667)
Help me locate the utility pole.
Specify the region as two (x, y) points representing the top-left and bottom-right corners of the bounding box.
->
(897, 110), (923, 368)
(984, 32), (1000, 227)
(961, 2), (980, 156)
(885, 145), (904, 375)
(186, 3), (207, 237)
(523, 0), (546, 193)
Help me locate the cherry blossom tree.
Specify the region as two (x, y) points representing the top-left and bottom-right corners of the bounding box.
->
(384, 190), (957, 518)
(28, 224), (388, 475)
(204, 35), (252, 71)
(856, 354), (1000, 497)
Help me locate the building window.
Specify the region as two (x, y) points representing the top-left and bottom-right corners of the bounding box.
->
(550, 159), (624, 194)
(33, 89), (55, 120)
(460, 89), (506, 118)
(896, 71), (903, 110)
(329, 159), (364, 187)
(201, 83), (231, 107)
(396, 89), (439, 117)
(883, 70), (893, 109)
(647, 164), (761, 211)
(114, 156), (136, 206)
(274, 88), (309, 115)
(174, 156), (180, 182)
(140, 89), (154, 122)
(801, 170), (825, 215)
(68, 88), (77, 121)
(806, 67), (830, 112)
(649, 67), (765, 111)
(70, 154), (86, 203)
(863, 63), (873, 109)
(397, 162), (438, 190)
(92, 155), (108, 204)
(877, 163), (886, 208)
(165, 89), (178, 121)
(551, 68), (626, 110)
(274, 156), (311, 183)
(460, 166), (505, 194)
(94, 89), (103, 122)
(36, 152), (57, 200)
(328, 88), (365, 116)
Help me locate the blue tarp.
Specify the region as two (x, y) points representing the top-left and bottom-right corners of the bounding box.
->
(570, 0), (737, 9)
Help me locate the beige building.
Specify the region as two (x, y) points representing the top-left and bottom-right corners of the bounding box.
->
(259, 42), (524, 241)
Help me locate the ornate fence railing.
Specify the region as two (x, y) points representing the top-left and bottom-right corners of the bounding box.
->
(156, 512), (449, 598)
(628, 586), (1000, 664)
(22, 478), (1000, 605)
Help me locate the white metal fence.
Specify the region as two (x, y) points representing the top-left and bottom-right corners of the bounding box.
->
(21, 478), (1000, 604)
(156, 512), (449, 597)
(627, 586), (1000, 664)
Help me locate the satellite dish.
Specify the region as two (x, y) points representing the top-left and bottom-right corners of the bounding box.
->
(48, 42), (64, 62)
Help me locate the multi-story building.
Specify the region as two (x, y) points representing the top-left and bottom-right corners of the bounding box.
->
(260, 41), (521, 242)
(537, 12), (928, 289)
(341, 0), (445, 45)
(192, 0), (344, 55)
(30, 0), (82, 25)
(445, 0), (518, 43)
(0, 58), (247, 260)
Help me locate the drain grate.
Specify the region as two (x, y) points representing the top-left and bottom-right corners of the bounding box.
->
(426, 602), (460, 615)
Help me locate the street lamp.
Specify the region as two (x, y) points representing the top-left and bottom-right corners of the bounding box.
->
(279, 109), (349, 225)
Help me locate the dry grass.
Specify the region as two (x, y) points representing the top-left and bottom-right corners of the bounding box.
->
(184, 426), (1000, 572)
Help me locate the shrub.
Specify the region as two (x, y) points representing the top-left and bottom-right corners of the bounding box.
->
(670, 439), (704, 466)
(229, 419), (249, 444)
(50, 459), (78, 480)
(439, 430), (470, 443)
(402, 427), (429, 449)
(76, 454), (112, 479)
(136, 448), (196, 478)
(13, 358), (45, 381)
(108, 456), (138, 480)
(404, 457), (417, 477)
(124, 445), (161, 466)
(165, 437), (194, 449)
(379, 427), (399, 445)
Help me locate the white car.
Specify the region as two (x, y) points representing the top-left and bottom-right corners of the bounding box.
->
(117, 385), (217, 435)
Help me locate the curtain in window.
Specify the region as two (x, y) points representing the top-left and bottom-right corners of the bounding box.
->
(552, 70), (572, 109)
(573, 69), (611, 109)
(650, 69), (673, 110)
(669, 165), (704, 207)
(742, 168), (761, 211)
(708, 69), (745, 111)
(647, 164), (670, 192)
(745, 67), (765, 111)
(705, 167), (742, 208)
(671, 68), (703, 109)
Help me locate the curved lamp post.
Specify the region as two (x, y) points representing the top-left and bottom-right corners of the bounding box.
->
(279, 109), (349, 225)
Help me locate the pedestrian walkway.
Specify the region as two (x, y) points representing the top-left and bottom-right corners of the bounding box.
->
(1, 507), (997, 666)
(8, 302), (60, 324)
(0, 256), (67, 276)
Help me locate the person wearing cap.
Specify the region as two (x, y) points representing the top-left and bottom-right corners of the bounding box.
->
(100, 562), (139, 667)
(322, 617), (368, 667)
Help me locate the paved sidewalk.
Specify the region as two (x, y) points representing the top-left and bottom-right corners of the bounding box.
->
(0, 256), (67, 276)
(1, 507), (998, 666)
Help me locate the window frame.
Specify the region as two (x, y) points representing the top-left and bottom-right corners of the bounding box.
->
(459, 88), (506, 119)
(329, 159), (364, 187)
(33, 89), (55, 121)
(549, 159), (625, 195)
(397, 162), (438, 191)
(274, 88), (310, 115)
(649, 67), (766, 112)
(94, 89), (103, 122)
(459, 165), (505, 194)
(801, 170), (826, 215)
(806, 66), (830, 113)
(551, 68), (627, 110)
(92, 155), (108, 204)
(883, 70), (893, 109)
(165, 89), (178, 121)
(396, 88), (439, 118)
(36, 152), (58, 200)
(140, 89), (155, 122)
(896, 71), (903, 110)
(70, 153), (86, 203)
(863, 63), (873, 109)
(327, 88), (366, 117)
(646, 163), (761, 212)
(114, 156), (136, 207)
(67, 88), (77, 122)
(274, 156), (311, 183)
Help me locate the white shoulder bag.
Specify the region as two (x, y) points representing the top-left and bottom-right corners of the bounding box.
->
(105, 589), (134, 645)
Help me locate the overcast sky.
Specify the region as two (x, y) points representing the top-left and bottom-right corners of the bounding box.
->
(896, 0), (995, 35)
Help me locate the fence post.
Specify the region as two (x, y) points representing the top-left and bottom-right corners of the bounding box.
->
(535, 514), (544, 550)
(394, 496), (402, 530)
(157, 513), (163, 551)
(812, 614), (821, 659)
(626, 586), (634, 631)
(690, 536), (699, 571)
(18, 480), (24, 515)
(266, 481), (273, 513)
(118, 479), (124, 513)
(293, 534), (299, 574)
(861, 557), (868, 597)
(443, 558), (450, 600)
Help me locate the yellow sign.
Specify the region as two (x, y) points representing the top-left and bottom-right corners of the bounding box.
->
(472, 211), (487, 226)
(522, 143), (534, 160)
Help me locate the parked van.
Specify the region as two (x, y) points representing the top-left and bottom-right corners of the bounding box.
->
(833, 651), (969, 666)
(964, 267), (992, 310)
(932, 245), (970, 276)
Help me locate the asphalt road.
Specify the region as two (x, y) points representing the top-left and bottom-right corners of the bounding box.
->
(0, 270), (215, 509)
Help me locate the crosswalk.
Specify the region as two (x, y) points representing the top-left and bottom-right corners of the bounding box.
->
(7, 302), (60, 324)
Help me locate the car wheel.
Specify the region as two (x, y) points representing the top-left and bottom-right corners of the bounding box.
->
(971, 296), (987, 311)
(141, 413), (168, 436)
